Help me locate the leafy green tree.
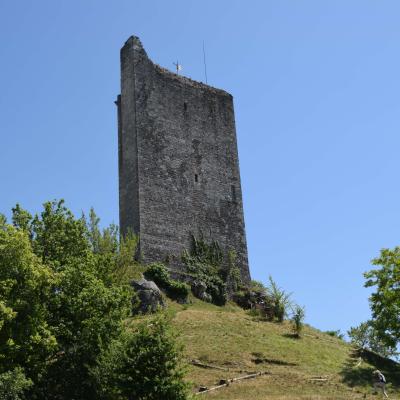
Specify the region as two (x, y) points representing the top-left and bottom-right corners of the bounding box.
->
(364, 247), (400, 350)
(0, 200), (189, 398)
(93, 314), (190, 400)
(31, 200), (89, 269)
(37, 258), (132, 399)
(11, 204), (32, 234)
(0, 367), (32, 400)
(0, 225), (57, 382)
(348, 321), (398, 358)
(85, 208), (140, 285)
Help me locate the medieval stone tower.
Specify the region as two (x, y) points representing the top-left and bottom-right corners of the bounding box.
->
(117, 36), (250, 283)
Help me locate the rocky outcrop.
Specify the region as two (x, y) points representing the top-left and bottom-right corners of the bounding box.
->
(131, 278), (166, 313)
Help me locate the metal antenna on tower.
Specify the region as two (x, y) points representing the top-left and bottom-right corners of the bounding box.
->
(173, 60), (182, 74)
(203, 41), (208, 84)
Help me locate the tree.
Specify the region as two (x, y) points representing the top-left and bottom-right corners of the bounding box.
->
(364, 247), (400, 350)
(348, 321), (398, 359)
(0, 200), (189, 398)
(37, 258), (132, 399)
(0, 225), (57, 382)
(93, 314), (189, 400)
(30, 200), (89, 269)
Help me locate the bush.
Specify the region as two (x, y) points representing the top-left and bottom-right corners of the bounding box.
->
(144, 263), (189, 302)
(268, 276), (292, 322)
(249, 280), (268, 296)
(93, 314), (190, 400)
(144, 263), (171, 287)
(325, 330), (344, 340)
(291, 305), (305, 337)
(167, 280), (190, 301)
(233, 280), (270, 310)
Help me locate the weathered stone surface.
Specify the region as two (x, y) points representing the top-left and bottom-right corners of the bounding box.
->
(192, 280), (212, 302)
(118, 36), (250, 283)
(131, 278), (165, 313)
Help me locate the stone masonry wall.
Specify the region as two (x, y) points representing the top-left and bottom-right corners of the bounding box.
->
(118, 36), (250, 283)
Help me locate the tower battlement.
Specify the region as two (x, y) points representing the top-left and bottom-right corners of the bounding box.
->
(117, 36), (250, 283)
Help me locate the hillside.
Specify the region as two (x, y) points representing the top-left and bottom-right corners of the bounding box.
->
(139, 299), (400, 399)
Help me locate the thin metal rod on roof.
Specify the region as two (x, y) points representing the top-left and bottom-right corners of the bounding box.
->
(173, 60), (182, 74)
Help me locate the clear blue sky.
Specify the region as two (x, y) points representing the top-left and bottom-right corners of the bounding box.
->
(1, 0), (400, 335)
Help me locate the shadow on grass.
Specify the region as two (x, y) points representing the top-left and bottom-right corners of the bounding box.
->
(251, 352), (298, 366)
(282, 333), (300, 340)
(340, 348), (400, 389)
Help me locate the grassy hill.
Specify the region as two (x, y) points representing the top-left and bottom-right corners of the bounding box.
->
(138, 298), (400, 399)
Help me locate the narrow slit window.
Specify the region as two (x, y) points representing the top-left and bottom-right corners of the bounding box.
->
(184, 102), (187, 111)
(195, 174), (198, 183)
(231, 185), (237, 202)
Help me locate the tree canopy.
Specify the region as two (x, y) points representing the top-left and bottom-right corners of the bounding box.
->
(0, 200), (189, 400)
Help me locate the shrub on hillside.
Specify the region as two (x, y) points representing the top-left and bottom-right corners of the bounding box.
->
(268, 276), (292, 322)
(291, 305), (305, 338)
(92, 314), (190, 400)
(325, 330), (344, 340)
(168, 279), (191, 301)
(144, 263), (189, 302)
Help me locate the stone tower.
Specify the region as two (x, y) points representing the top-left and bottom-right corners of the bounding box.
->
(117, 36), (250, 283)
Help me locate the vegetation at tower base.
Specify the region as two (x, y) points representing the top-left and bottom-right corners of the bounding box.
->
(0, 201), (190, 400)
(144, 263), (190, 303)
(181, 234), (228, 306)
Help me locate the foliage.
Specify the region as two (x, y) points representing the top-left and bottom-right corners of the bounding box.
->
(325, 330), (345, 340)
(168, 280), (191, 301)
(0, 215), (6, 230)
(0, 225), (57, 380)
(85, 208), (140, 285)
(348, 321), (398, 359)
(364, 246), (400, 350)
(0, 201), (189, 399)
(182, 235), (227, 305)
(291, 305), (305, 337)
(37, 260), (132, 399)
(190, 234), (223, 267)
(267, 276), (292, 322)
(29, 200), (89, 270)
(226, 250), (242, 292)
(11, 204), (32, 233)
(249, 280), (268, 296)
(0, 367), (32, 400)
(92, 314), (190, 400)
(145, 263), (171, 286)
(144, 263), (189, 302)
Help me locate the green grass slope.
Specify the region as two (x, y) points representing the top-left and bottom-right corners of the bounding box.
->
(165, 299), (400, 399)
